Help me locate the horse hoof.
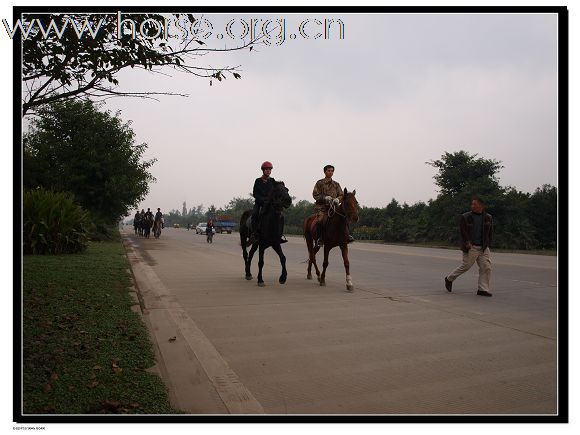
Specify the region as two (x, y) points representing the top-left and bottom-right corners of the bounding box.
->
(307, 274), (312, 280)
(320, 281), (326, 287)
(258, 282), (265, 287)
(279, 276), (287, 284)
(245, 275), (253, 280)
(346, 285), (354, 292)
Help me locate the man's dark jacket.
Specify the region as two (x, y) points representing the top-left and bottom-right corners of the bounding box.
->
(253, 177), (276, 207)
(459, 211), (493, 253)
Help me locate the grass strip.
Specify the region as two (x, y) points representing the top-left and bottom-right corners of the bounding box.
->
(22, 239), (182, 414)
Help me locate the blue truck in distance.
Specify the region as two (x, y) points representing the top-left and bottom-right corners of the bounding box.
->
(214, 215), (236, 234)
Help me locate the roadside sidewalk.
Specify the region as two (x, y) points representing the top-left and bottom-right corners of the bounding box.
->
(122, 234), (263, 414)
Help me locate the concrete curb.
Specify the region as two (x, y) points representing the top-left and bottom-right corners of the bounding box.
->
(121, 234), (264, 414)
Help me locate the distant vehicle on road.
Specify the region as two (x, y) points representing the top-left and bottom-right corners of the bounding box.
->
(214, 214), (236, 234)
(173, 223), (180, 228)
(196, 223), (215, 235)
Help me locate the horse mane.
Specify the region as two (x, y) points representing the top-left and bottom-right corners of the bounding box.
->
(265, 180), (286, 205)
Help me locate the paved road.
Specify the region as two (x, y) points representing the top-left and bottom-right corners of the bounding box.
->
(122, 227), (558, 415)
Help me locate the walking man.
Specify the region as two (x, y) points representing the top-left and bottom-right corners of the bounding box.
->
(444, 196), (493, 297)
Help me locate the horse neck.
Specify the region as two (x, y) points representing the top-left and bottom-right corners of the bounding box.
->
(327, 211), (347, 231)
(259, 205), (281, 237)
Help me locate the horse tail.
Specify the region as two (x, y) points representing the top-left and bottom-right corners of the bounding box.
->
(239, 209), (252, 247)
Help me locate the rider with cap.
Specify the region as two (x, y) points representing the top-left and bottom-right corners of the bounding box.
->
(312, 164), (355, 247)
(248, 161), (287, 244)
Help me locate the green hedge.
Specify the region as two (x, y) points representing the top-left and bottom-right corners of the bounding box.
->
(24, 188), (91, 255)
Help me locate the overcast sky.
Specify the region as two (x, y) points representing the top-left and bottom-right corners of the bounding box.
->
(98, 12), (557, 214)
(0, 3), (572, 434)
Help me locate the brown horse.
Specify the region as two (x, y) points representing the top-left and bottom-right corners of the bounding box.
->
(303, 188), (359, 291)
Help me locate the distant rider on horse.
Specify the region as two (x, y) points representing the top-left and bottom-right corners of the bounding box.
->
(155, 208), (164, 229)
(134, 210), (141, 234)
(248, 161), (287, 245)
(312, 164), (355, 248)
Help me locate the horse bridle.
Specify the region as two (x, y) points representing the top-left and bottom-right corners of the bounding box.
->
(328, 195), (357, 221)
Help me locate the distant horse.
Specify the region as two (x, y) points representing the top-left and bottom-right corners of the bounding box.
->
(142, 215), (153, 239)
(239, 181), (292, 286)
(153, 220), (162, 239)
(134, 216), (140, 235)
(303, 188), (359, 291)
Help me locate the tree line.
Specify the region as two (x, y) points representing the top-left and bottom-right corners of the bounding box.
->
(24, 99), (556, 252)
(165, 151), (557, 251)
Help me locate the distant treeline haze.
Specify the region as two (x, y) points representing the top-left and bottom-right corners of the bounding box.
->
(164, 151), (557, 251)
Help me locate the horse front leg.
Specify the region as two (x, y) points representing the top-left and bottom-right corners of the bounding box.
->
(340, 244), (353, 291)
(246, 243), (258, 280)
(272, 244), (287, 284)
(320, 245), (330, 286)
(257, 245), (266, 287)
(242, 243), (251, 279)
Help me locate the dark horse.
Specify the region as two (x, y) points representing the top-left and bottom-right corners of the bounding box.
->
(239, 181), (292, 286)
(142, 214), (153, 239)
(303, 188), (359, 291)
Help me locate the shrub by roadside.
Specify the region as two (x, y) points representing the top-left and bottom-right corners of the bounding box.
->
(24, 188), (91, 255)
(22, 239), (182, 414)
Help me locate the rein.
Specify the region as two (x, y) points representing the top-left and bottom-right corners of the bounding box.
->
(328, 201), (347, 219)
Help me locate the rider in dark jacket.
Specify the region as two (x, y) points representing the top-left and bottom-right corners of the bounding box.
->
(249, 161), (287, 244)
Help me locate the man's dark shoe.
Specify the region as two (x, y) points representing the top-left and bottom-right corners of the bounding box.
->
(247, 233), (257, 245)
(315, 238), (324, 248)
(477, 290), (493, 297)
(347, 235), (355, 243)
(280, 235), (288, 244)
(444, 276), (452, 292)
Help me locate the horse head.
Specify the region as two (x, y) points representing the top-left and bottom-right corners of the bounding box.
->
(269, 181), (292, 211)
(342, 188), (359, 223)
